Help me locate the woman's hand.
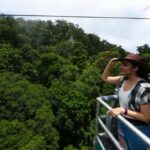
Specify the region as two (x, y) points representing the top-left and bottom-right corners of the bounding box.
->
(108, 107), (125, 117)
(102, 58), (121, 85)
(108, 58), (119, 66)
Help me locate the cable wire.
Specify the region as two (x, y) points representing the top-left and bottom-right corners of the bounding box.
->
(1, 14), (150, 20)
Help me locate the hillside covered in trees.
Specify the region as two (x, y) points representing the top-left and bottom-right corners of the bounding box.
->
(0, 16), (149, 150)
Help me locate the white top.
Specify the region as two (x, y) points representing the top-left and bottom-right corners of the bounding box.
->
(119, 80), (141, 119)
(119, 82), (132, 108)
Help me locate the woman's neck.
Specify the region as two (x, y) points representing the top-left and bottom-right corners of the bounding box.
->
(126, 74), (140, 83)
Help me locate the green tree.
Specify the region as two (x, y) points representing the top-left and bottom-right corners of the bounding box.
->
(0, 120), (46, 150)
(49, 81), (94, 149)
(0, 16), (143, 150)
(0, 44), (21, 72)
(0, 72), (59, 149)
(137, 44), (150, 64)
(0, 17), (18, 46)
(137, 44), (150, 54)
(36, 52), (68, 87)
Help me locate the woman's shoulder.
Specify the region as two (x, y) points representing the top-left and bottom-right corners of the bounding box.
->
(118, 76), (126, 82)
(140, 82), (150, 88)
(138, 78), (150, 89)
(115, 76), (126, 88)
(136, 79), (150, 99)
(140, 82), (150, 96)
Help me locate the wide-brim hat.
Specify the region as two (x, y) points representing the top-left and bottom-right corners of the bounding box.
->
(117, 53), (150, 74)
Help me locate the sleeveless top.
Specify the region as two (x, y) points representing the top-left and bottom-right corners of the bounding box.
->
(115, 76), (150, 112)
(119, 82), (132, 108)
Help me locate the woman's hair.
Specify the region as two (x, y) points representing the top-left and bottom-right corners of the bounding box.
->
(130, 60), (149, 82)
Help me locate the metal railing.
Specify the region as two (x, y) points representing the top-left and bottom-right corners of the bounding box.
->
(93, 96), (150, 150)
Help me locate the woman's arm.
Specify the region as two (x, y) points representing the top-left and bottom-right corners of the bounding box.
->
(108, 104), (150, 122)
(102, 58), (121, 85)
(135, 104), (150, 122)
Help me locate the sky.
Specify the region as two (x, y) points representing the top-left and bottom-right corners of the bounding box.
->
(1, 0), (150, 53)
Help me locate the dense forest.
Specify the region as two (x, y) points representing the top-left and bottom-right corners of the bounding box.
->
(0, 16), (150, 150)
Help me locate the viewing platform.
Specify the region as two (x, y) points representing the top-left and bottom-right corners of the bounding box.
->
(93, 96), (150, 150)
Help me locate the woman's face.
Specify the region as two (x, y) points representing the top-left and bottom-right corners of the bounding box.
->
(120, 61), (138, 76)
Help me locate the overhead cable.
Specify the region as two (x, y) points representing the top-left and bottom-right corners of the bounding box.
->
(1, 14), (150, 20)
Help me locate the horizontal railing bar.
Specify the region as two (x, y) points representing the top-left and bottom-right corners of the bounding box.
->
(96, 97), (150, 148)
(98, 117), (124, 150)
(97, 97), (112, 110)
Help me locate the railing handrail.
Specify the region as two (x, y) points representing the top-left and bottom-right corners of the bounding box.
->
(97, 115), (124, 150)
(96, 97), (150, 148)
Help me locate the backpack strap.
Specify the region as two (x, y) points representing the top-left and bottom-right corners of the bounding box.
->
(128, 79), (147, 111)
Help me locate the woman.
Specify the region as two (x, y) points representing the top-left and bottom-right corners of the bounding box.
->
(102, 53), (150, 150)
